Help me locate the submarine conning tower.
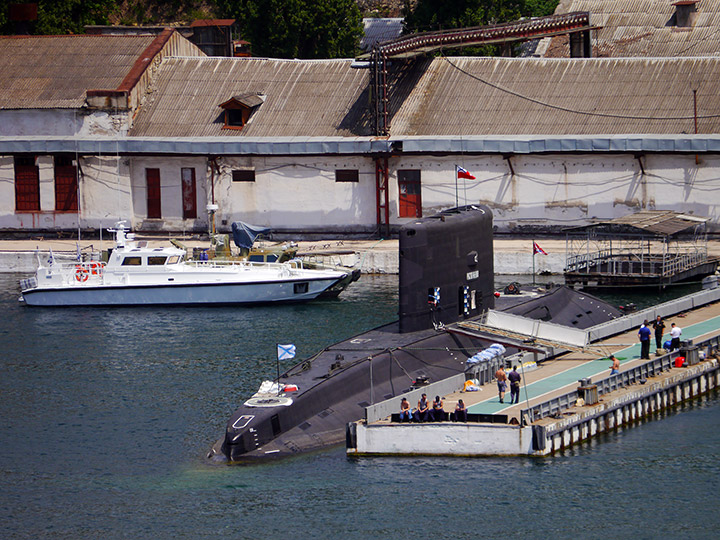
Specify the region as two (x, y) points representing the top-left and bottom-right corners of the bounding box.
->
(399, 205), (495, 333)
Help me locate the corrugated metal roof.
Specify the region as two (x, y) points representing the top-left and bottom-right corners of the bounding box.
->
(550, 0), (720, 57)
(129, 57), (371, 137)
(390, 56), (720, 135)
(129, 54), (720, 138)
(567, 210), (709, 236)
(0, 35), (158, 109)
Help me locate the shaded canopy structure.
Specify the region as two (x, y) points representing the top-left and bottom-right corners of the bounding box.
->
(563, 211), (719, 288)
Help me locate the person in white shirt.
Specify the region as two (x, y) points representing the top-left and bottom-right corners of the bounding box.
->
(670, 323), (682, 351)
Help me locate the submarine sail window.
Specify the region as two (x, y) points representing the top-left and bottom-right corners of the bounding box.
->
(271, 414), (281, 436)
(458, 285), (470, 316)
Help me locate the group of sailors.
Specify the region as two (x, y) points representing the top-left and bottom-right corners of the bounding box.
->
(638, 316), (683, 360)
(398, 393), (468, 423)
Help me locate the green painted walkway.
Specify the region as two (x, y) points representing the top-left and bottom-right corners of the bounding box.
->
(468, 314), (720, 415)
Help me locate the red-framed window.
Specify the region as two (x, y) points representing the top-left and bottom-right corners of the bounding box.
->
(181, 167), (197, 219)
(54, 155), (78, 212)
(146, 168), (162, 219)
(15, 156), (40, 212)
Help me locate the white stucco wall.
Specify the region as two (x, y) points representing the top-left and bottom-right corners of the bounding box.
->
(0, 155), (85, 229)
(2, 149), (720, 233)
(0, 109), (129, 137)
(390, 153), (720, 232)
(211, 155), (378, 232)
(79, 155), (134, 229)
(129, 157), (209, 232)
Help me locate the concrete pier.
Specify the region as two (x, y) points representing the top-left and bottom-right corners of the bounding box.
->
(347, 294), (720, 457)
(348, 359), (719, 457)
(6, 236), (704, 275)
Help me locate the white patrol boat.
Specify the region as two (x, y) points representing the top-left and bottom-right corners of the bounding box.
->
(19, 222), (350, 307)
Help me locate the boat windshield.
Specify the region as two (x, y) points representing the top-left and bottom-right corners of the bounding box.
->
(167, 255), (181, 265)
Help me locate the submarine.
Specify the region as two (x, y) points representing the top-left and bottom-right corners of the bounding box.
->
(210, 205), (621, 462)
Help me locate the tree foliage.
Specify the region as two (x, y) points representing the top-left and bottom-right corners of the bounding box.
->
(217, 0), (363, 59)
(35, 0), (116, 34)
(404, 0), (560, 33)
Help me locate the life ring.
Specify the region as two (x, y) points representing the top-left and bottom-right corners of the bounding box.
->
(75, 266), (89, 282)
(90, 262), (104, 275)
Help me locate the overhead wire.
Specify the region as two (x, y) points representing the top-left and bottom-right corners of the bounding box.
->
(440, 54), (720, 121)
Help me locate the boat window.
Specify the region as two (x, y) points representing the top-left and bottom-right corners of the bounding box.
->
(148, 256), (168, 266)
(121, 256), (142, 266)
(294, 282), (309, 294)
(167, 255), (181, 264)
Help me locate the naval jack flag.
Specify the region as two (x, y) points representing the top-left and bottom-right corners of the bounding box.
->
(277, 344), (296, 361)
(276, 343), (297, 395)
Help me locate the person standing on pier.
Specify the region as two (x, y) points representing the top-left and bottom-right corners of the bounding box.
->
(670, 323), (683, 350)
(638, 320), (652, 359)
(508, 366), (521, 404)
(495, 366), (508, 403)
(653, 316), (666, 350)
(609, 355), (620, 375)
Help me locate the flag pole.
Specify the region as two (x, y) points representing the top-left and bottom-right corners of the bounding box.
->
(276, 343), (281, 396)
(532, 240), (536, 285)
(454, 165), (458, 207)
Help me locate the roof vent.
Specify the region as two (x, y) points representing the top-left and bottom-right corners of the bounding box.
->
(219, 93), (265, 130)
(672, 0), (700, 28)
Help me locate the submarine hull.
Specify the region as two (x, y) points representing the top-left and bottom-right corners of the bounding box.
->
(213, 206), (621, 461)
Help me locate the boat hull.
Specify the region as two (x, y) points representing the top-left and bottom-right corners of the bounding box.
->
(21, 276), (342, 306)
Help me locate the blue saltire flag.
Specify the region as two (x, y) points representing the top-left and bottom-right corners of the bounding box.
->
(277, 344), (296, 361)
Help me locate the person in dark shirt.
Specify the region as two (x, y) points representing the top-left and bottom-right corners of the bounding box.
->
(653, 316), (666, 350)
(508, 366), (521, 404)
(638, 321), (652, 359)
(454, 399), (467, 422)
(430, 395), (445, 421)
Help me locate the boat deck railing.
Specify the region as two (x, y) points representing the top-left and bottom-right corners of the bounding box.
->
(565, 248), (711, 277)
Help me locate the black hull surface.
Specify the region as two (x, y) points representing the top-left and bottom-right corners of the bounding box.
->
(212, 285), (620, 461)
(211, 207), (621, 462)
(216, 322), (494, 461)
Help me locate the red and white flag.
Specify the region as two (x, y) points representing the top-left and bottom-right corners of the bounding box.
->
(533, 242), (547, 255)
(456, 166), (476, 180)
